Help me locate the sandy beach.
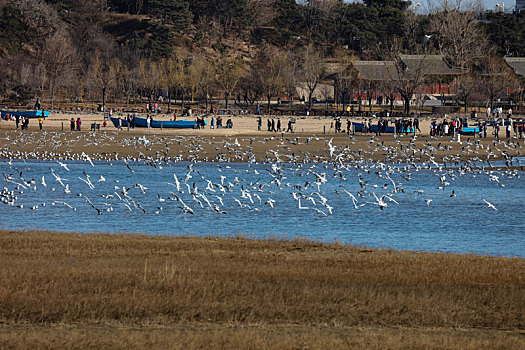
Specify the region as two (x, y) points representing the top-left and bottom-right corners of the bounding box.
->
(0, 110), (509, 135)
(0, 111), (522, 164)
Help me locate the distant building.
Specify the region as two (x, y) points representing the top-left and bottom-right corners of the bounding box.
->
(348, 55), (466, 96)
(517, 0), (525, 13)
(319, 55), (468, 108)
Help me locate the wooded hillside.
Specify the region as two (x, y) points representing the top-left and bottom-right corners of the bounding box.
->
(0, 0), (523, 110)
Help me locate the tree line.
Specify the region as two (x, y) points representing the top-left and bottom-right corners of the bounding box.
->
(0, 0), (523, 112)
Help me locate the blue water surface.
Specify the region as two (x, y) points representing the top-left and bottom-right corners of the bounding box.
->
(1, 159), (524, 257)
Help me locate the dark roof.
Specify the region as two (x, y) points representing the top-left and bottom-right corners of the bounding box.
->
(322, 62), (348, 76)
(351, 61), (399, 81)
(350, 55), (465, 81)
(504, 57), (525, 76)
(399, 54), (465, 75)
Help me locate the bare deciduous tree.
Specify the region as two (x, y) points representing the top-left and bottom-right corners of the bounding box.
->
(428, 0), (487, 69)
(43, 30), (76, 109)
(254, 46), (288, 113)
(246, 0), (275, 26)
(455, 73), (477, 112)
(404, 8), (425, 54)
(481, 56), (519, 111)
(91, 43), (119, 111)
(331, 51), (358, 112)
(190, 55), (216, 113)
(14, 0), (61, 43)
(215, 55), (246, 109)
(282, 51), (300, 114)
(159, 55), (186, 112)
(238, 68), (263, 108)
(302, 45), (326, 111)
(386, 56), (432, 115)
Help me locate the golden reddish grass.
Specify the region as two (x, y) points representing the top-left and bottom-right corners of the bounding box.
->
(0, 230), (524, 349)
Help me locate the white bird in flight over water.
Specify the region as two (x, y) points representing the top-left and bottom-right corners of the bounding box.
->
(483, 199), (497, 211)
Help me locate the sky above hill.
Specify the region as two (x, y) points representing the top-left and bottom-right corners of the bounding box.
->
(415, 0), (515, 11)
(472, 0), (515, 10)
(346, 0), (517, 12)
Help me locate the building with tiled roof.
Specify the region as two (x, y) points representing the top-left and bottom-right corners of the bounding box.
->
(504, 57), (525, 77)
(351, 61), (398, 81)
(398, 54), (465, 76)
(350, 55), (466, 81)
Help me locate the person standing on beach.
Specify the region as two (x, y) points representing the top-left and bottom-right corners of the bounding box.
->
(147, 115), (151, 129)
(76, 117), (81, 131)
(22, 117), (29, 130)
(277, 118), (281, 132)
(414, 118), (420, 133)
(15, 115), (19, 129)
(287, 119), (293, 133)
(70, 118), (75, 131)
(257, 117), (261, 131)
(38, 117), (43, 131)
(267, 119), (271, 131)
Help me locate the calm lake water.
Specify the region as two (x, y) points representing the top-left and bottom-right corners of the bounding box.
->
(1, 159), (524, 257)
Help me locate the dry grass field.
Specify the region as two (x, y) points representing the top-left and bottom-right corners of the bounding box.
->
(0, 230), (524, 349)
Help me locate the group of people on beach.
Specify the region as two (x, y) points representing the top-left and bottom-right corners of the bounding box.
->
(259, 117), (294, 133)
(3, 114), (42, 131)
(491, 118), (525, 139)
(195, 116), (207, 129)
(428, 116), (525, 140)
(430, 117), (466, 137)
(70, 117), (82, 131)
(356, 118), (420, 136)
(331, 118), (345, 133)
(210, 116), (232, 129)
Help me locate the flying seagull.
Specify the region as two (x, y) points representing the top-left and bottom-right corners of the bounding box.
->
(423, 34), (434, 47)
(483, 199), (497, 211)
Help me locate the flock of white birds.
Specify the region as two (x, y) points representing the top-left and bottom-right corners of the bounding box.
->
(0, 129), (522, 218)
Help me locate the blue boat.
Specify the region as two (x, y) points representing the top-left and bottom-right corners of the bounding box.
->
(110, 116), (204, 129)
(1, 110), (50, 118)
(460, 126), (480, 135)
